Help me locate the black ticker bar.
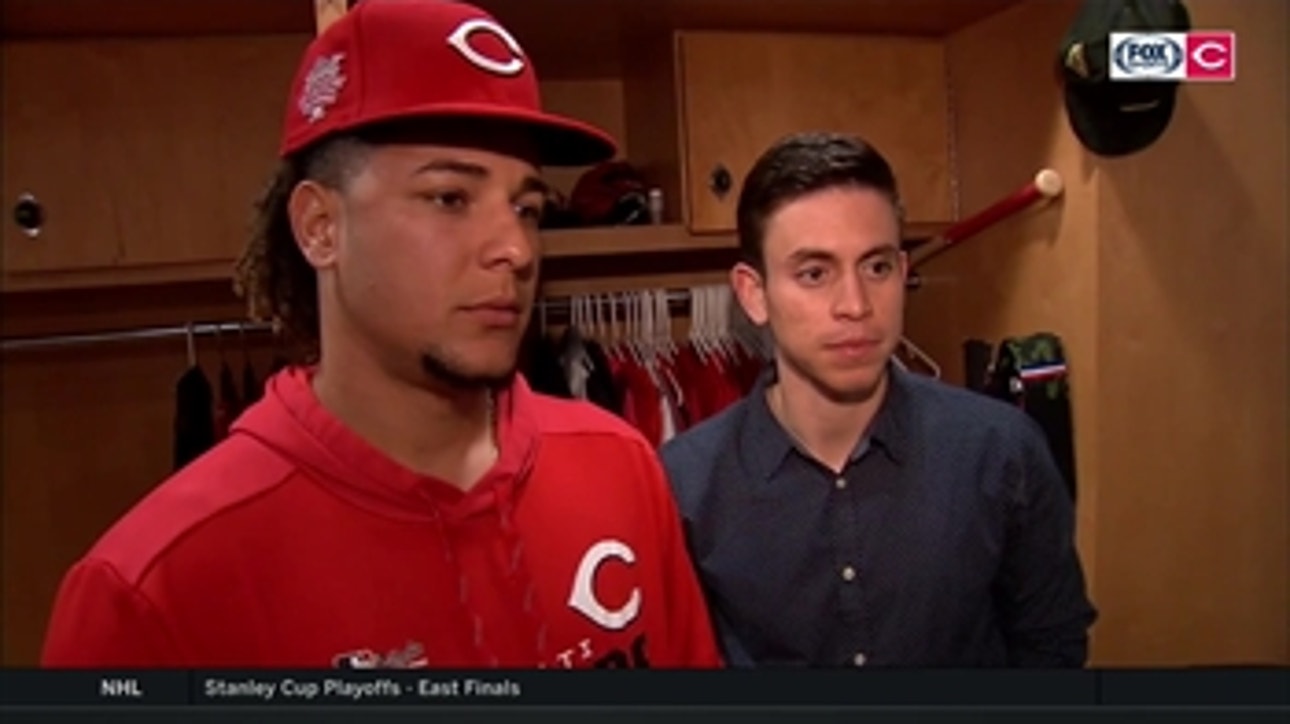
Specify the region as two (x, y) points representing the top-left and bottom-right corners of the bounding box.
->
(0, 668), (1286, 709)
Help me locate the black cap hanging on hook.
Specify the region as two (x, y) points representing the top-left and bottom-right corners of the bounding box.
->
(1057, 0), (1192, 157)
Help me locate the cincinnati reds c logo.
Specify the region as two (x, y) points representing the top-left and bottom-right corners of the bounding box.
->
(1190, 41), (1228, 71)
(568, 540), (642, 631)
(446, 18), (525, 77)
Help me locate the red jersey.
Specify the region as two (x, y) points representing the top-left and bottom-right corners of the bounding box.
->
(42, 367), (722, 669)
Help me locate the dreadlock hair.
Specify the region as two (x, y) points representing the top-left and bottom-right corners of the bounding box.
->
(233, 135), (372, 364)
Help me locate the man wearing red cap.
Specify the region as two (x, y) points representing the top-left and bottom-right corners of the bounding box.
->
(41, 0), (721, 670)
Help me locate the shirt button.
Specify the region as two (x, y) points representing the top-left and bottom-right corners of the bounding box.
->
(841, 565), (856, 582)
(835, 477), (847, 490)
(853, 652), (867, 666)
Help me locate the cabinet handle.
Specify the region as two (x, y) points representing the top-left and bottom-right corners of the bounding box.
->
(13, 193), (44, 239)
(709, 164), (733, 199)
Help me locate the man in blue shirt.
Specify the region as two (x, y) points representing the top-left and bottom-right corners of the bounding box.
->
(659, 132), (1097, 667)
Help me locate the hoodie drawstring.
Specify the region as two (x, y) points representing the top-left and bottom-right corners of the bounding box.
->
(495, 484), (549, 664)
(431, 508), (501, 667)
(429, 487), (549, 668)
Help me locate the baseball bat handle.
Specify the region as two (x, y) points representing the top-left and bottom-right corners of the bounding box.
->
(911, 169), (1064, 269)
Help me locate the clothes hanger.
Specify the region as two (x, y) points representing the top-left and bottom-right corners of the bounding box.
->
(185, 322), (197, 368)
(214, 323), (226, 367)
(592, 294), (604, 347)
(703, 286), (730, 365)
(605, 292), (622, 362)
(657, 288), (679, 359)
(653, 289), (685, 406)
(729, 290), (759, 359)
(899, 336), (942, 379)
(237, 321), (248, 364)
(712, 286), (737, 362)
(640, 289), (656, 365)
(689, 285), (709, 363)
(625, 291), (645, 367)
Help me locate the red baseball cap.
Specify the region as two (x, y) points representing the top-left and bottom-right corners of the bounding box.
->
(278, 0), (618, 166)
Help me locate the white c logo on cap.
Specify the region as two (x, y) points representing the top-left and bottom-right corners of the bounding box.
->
(447, 18), (525, 77)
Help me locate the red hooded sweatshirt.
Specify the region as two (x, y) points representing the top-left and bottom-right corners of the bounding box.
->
(41, 367), (722, 669)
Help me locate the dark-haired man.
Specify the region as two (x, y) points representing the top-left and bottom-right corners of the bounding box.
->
(42, 0), (720, 670)
(660, 132), (1096, 668)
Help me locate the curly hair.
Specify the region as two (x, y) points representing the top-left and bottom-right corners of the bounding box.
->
(233, 136), (371, 363)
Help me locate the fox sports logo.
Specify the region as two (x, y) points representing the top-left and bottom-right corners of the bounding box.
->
(1113, 35), (1184, 76)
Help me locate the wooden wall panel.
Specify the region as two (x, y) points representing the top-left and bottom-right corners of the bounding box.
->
(937, 0), (1288, 666)
(1092, 0), (1288, 666)
(1, 283), (278, 666)
(676, 31), (952, 232)
(929, 0), (1100, 586)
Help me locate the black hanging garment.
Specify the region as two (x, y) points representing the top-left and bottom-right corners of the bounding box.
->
(962, 339), (994, 394)
(519, 322), (573, 398)
(242, 358), (263, 405)
(173, 365), (216, 471)
(581, 339), (623, 415)
(985, 332), (1079, 503)
(238, 325), (264, 405)
(269, 354), (291, 374)
(269, 332), (291, 375)
(214, 359), (242, 442)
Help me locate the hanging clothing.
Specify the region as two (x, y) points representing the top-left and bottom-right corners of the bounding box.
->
(242, 358), (264, 406)
(557, 328), (593, 400)
(609, 355), (664, 447)
(581, 339), (622, 415)
(592, 340), (764, 449)
(962, 339), (994, 394)
(985, 332), (1078, 504)
(214, 359), (243, 442)
(519, 327), (572, 399)
(514, 297), (769, 449)
(173, 365), (216, 471)
(269, 353), (291, 374)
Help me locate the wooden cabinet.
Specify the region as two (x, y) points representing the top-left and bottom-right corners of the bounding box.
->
(673, 31), (954, 233)
(1, 2), (975, 289)
(1, 35), (305, 290)
(2, 42), (123, 274)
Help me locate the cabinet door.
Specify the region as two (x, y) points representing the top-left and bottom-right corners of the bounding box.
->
(2, 36), (304, 282)
(105, 36), (305, 268)
(676, 31), (953, 233)
(2, 42), (124, 273)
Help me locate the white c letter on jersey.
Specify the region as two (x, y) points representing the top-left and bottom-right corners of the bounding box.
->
(568, 539), (642, 631)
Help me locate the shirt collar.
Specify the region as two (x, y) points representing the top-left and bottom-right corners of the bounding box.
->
(739, 362), (913, 480)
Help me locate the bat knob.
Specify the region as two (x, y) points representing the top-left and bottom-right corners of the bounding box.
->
(1034, 169), (1064, 198)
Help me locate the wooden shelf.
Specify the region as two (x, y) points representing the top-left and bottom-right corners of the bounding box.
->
(541, 224), (734, 258)
(542, 221), (949, 259)
(0, 221), (951, 294)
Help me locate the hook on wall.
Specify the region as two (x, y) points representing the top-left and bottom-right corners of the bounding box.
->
(185, 322), (197, 367)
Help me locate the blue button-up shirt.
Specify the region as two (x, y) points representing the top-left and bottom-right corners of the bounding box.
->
(659, 365), (1097, 667)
